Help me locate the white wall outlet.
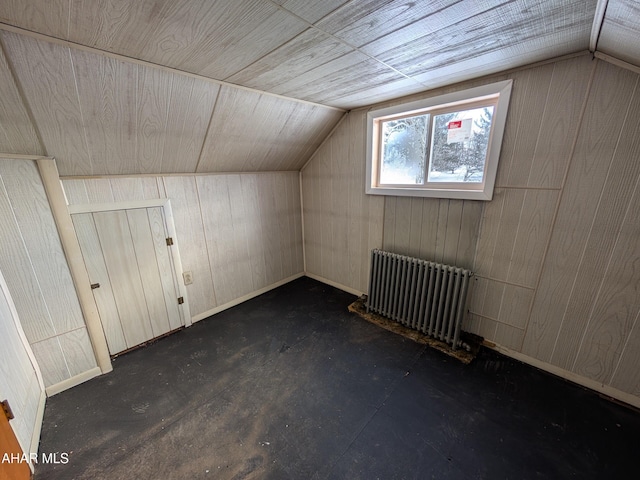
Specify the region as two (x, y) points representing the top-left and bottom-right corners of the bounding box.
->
(182, 271), (193, 285)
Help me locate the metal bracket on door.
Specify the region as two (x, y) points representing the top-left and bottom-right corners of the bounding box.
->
(90, 283), (100, 290)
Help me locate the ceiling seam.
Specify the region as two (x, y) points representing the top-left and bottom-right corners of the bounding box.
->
(265, 0), (426, 88)
(193, 86), (222, 174)
(0, 22), (346, 114)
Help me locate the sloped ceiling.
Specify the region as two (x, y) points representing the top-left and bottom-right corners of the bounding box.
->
(0, 0), (636, 175)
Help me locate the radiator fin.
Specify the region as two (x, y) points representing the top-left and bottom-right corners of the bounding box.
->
(366, 249), (471, 350)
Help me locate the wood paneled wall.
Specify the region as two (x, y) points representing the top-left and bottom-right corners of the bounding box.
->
(301, 112), (385, 294)
(0, 268), (43, 456)
(0, 158), (97, 388)
(62, 172), (304, 320)
(0, 30), (343, 176)
(302, 54), (640, 404)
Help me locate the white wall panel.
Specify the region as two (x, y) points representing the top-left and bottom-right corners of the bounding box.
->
(301, 56), (640, 406)
(0, 158), (97, 388)
(64, 172), (304, 320)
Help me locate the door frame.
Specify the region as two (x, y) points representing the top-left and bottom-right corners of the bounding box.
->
(37, 158), (191, 381)
(67, 198), (192, 327)
(69, 199), (193, 336)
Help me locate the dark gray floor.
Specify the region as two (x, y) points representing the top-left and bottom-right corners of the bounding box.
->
(36, 277), (640, 479)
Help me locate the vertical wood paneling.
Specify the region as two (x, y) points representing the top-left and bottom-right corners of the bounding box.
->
(526, 56), (593, 188)
(506, 190), (559, 287)
(573, 183), (640, 383)
(457, 200), (483, 268)
(84, 178), (115, 203)
(417, 198), (440, 262)
(489, 189), (526, 280)
(110, 178), (145, 202)
(241, 174), (268, 290)
(0, 270), (42, 454)
(523, 62), (639, 362)
(1, 161), (85, 334)
(30, 338), (68, 386)
(93, 210), (154, 347)
(198, 86), (342, 172)
(501, 65), (554, 186)
(382, 196), (480, 270)
(318, 140), (333, 280)
(2, 32), (93, 175)
(72, 50), (137, 175)
(61, 179), (89, 204)
(72, 213), (127, 354)
(163, 176), (217, 315)
(0, 176), (56, 342)
(442, 199), (463, 265)
(197, 175), (238, 305)
(126, 208), (172, 338)
(610, 309), (640, 395)
(347, 115), (364, 288)
(0, 40), (43, 155)
(147, 207), (182, 331)
(56, 328), (97, 377)
(1, 29), (340, 175)
(302, 109), (383, 294)
(160, 76), (218, 173)
(258, 174), (284, 286)
(550, 79), (640, 370)
(330, 120), (349, 286)
(0, 158), (98, 388)
(274, 174), (293, 278)
(493, 67), (528, 188)
(226, 175), (256, 292)
(136, 67), (171, 174)
(303, 155), (320, 275)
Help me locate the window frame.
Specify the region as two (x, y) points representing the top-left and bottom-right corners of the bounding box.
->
(365, 80), (513, 201)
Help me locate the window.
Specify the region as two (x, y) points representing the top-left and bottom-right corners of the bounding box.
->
(366, 80), (512, 200)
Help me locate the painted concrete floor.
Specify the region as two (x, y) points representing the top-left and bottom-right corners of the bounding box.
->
(36, 277), (640, 479)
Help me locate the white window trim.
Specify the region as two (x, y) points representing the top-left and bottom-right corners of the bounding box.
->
(365, 80), (513, 201)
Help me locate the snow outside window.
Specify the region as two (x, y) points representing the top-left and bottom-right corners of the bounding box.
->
(366, 80), (512, 201)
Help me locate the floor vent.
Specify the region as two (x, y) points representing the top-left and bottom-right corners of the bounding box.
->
(366, 249), (472, 350)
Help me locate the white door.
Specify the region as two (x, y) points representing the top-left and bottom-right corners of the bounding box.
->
(72, 207), (183, 355)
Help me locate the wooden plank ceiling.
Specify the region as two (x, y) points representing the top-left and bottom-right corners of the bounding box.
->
(0, 0), (635, 175)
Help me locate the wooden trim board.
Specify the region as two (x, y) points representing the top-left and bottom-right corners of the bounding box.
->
(45, 367), (102, 397)
(36, 158), (113, 375)
(304, 273), (365, 297)
(488, 342), (640, 410)
(191, 273), (304, 323)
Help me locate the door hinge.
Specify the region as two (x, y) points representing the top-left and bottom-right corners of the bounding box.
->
(166, 237), (174, 246)
(1, 399), (14, 421)
(177, 296), (184, 305)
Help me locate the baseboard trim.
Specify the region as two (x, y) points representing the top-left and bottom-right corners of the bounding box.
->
(304, 273), (364, 297)
(45, 367), (102, 397)
(26, 390), (46, 471)
(191, 273), (305, 323)
(488, 343), (640, 410)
